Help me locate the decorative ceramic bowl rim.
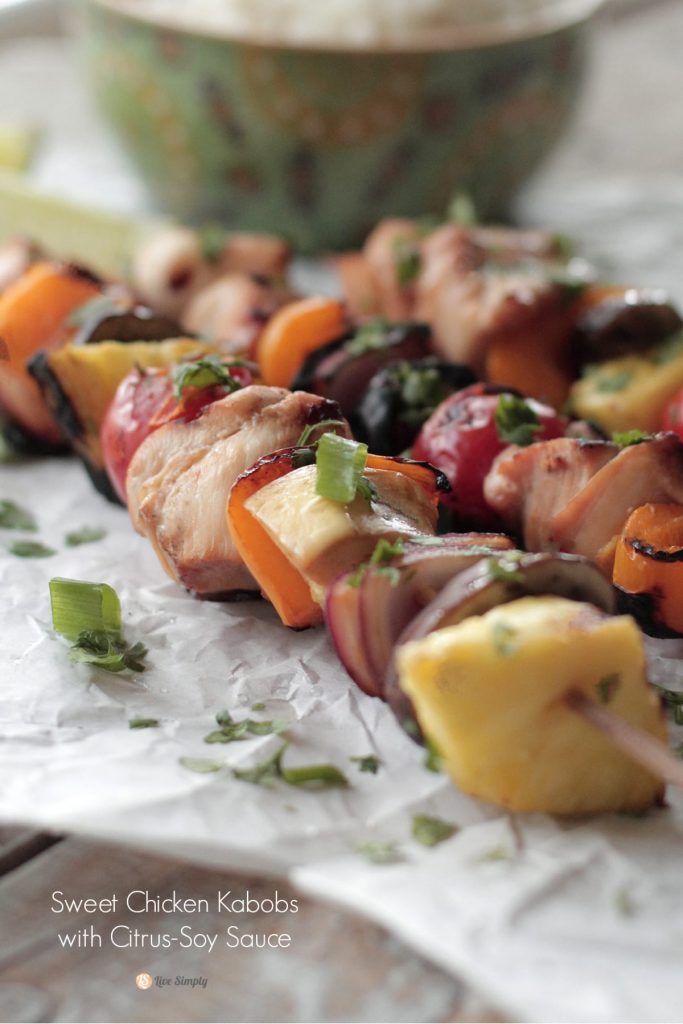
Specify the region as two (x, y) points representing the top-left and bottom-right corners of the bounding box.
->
(88, 0), (604, 54)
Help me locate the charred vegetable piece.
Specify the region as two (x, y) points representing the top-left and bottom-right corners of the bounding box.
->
(325, 533), (514, 698)
(29, 338), (208, 502)
(397, 596), (666, 815)
(569, 331), (683, 434)
(613, 503), (683, 637)
(257, 297), (348, 388)
(129, 390), (347, 601)
(352, 358), (476, 455)
(71, 300), (183, 348)
(412, 385), (567, 529)
(0, 261), (102, 445)
(228, 447), (446, 629)
(291, 320), (431, 419)
(101, 356), (256, 503)
(573, 288), (682, 364)
(385, 551), (617, 737)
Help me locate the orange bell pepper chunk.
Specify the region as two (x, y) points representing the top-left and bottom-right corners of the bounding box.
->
(257, 297), (347, 388)
(613, 502), (683, 634)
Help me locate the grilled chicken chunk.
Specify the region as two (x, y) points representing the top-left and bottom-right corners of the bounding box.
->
(484, 433), (683, 574)
(484, 438), (619, 550)
(127, 386), (348, 597)
(182, 273), (292, 356)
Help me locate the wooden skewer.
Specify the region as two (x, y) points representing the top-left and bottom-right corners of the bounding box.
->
(564, 688), (683, 789)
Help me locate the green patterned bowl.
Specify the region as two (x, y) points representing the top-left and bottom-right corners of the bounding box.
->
(78, 0), (599, 251)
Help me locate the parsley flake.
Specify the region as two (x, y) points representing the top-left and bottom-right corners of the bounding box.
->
(64, 526), (106, 547)
(350, 754), (381, 774)
(171, 356), (243, 400)
(354, 840), (404, 864)
(9, 539), (55, 558)
(0, 500), (36, 531)
(69, 630), (148, 673)
(424, 737), (443, 773)
(596, 673), (621, 704)
(412, 814), (456, 847)
(494, 394), (543, 446)
(129, 717), (160, 729)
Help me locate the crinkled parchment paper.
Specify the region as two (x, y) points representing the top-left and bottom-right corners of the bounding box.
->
(2, 456), (683, 1024)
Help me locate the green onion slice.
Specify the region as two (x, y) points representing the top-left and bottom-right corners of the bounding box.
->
(315, 433), (368, 504)
(49, 578), (121, 641)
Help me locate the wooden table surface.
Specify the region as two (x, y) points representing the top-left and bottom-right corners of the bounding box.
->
(1, 2), (681, 1021)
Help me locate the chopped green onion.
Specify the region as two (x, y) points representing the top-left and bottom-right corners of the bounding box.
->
(129, 717), (159, 729)
(0, 499), (36, 531)
(64, 526), (107, 547)
(412, 814), (456, 847)
(486, 554), (525, 585)
(315, 433), (368, 504)
(393, 239), (421, 286)
(494, 394), (543, 446)
(344, 319), (390, 356)
(232, 743), (287, 787)
(424, 737), (443, 773)
(251, 702), (266, 712)
(49, 578), (121, 640)
(171, 356), (242, 399)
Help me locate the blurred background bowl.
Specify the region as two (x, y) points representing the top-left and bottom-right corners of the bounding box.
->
(76, 0), (602, 251)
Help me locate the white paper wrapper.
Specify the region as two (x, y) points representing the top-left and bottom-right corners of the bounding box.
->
(2, 455), (683, 1024)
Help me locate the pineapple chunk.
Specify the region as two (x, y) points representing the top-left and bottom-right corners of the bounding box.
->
(397, 596), (666, 815)
(244, 463), (435, 591)
(570, 332), (683, 434)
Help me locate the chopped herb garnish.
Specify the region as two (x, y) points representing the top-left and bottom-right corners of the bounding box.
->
(348, 537), (404, 588)
(491, 620), (518, 656)
(494, 394), (543, 446)
(355, 475), (378, 505)
(393, 238), (421, 287)
(344, 319), (390, 357)
(446, 192), (477, 226)
(657, 685), (683, 725)
(0, 430), (26, 465)
(67, 295), (121, 328)
(9, 539), (55, 558)
(70, 630), (148, 673)
(479, 844), (510, 863)
(204, 711), (287, 744)
(354, 840), (404, 864)
(64, 526), (107, 547)
(295, 418), (346, 448)
(171, 356), (243, 399)
(612, 430), (650, 448)
(614, 886), (635, 917)
(49, 578), (146, 674)
(232, 743), (348, 790)
(197, 223), (230, 264)
(251, 702), (266, 712)
(179, 756), (224, 774)
(315, 433), (368, 504)
(486, 553), (525, 585)
(232, 743), (287, 787)
(350, 754), (381, 774)
(412, 814), (456, 847)
(129, 717), (160, 729)
(0, 499), (36, 531)
(402, 717), (420, 737)
(595, 370), (633, 393)
(596, 672), (621, 704)
(280, 763), (349, 789)
(424, 737), (443, 773)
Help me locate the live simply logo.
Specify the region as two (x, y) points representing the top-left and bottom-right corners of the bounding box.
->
(136, 974), (208, 990)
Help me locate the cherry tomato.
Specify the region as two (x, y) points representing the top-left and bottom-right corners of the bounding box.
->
(101, 361), (255, 503)
(412, 384), (567, 528)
